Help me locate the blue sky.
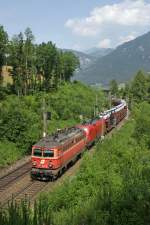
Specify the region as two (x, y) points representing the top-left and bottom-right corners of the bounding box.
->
(0, 0), (150, 51)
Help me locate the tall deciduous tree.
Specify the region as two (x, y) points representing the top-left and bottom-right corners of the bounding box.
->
(0, 25), (8, 84)
(147, 74), (150, 102)
(35, 42), (58, 91)
(134, 102), (150, 148)
(110, 79), (118, 97)
(131, 70), (148, 102)
(61, 51), (80, 82)
(10, 32), (25, 95)
(10, 29), (35, 95)
(24, 27), (35, 94)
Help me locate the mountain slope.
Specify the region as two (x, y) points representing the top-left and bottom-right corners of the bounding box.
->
(74, 31), (150, 85)
(63, 49), (95, 70)
(63, 48), (113, 80)
(85, 48), (113, 58)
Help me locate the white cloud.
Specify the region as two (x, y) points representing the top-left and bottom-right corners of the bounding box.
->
(65, 0), (150, 37)
(97, 39), (111, 48)
(65, 19), (98, 36)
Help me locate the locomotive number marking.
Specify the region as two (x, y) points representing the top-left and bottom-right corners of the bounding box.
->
(40, 159), (45, 164)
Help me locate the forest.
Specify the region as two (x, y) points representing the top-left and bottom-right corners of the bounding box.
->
(0, 25), (79, 95)
(0, 24), (150, 225)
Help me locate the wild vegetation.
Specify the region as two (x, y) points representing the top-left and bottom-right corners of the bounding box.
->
(0, 70), (150, 224)
(0, 81), (105, 167)
(0, 100), (150, 225)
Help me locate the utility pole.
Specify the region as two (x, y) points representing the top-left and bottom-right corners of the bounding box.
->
(94, 94), (98, 117)
(42, 98), (47, 138)
(95, 94), (98, 116)
(93, 105), (95, 117)
(108, 91), (112, 109)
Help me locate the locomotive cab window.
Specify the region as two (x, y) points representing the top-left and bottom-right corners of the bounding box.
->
(43, 150), (54, 157)
(33, 149), (42, 157)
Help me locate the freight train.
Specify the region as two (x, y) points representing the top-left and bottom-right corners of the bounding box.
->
(31, 99), (127, 180)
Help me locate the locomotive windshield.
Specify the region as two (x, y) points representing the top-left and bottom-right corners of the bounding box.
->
(43, 150), (54, 157)
(33, 149), (42, 157)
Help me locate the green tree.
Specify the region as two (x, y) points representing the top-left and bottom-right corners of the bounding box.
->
(147, 74), (150, 102)
(9, 29), (36, 95)
(0, 25), (8, 84)
(0, 96), (40, 152)
(134, 102), (150, 148)
(131, 70), (148, 102)
(61, 51), (80, 82)
(35, 42), (59, 91)
(9, 32), (26, 95)
(24, 27), (36, 94)
(110, 79), (118, 97)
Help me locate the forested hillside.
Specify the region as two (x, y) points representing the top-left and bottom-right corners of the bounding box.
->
(1, 101), (150, 225)
(0, 82), (105, 167)
(0, 68), (150, 224)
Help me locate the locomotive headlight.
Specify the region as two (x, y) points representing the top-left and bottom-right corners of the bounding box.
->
(32, 161), (37, 166)
(49, 163), (53, 168)
(83, 128), (88, 132)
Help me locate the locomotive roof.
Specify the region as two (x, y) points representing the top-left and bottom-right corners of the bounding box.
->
(82, 117), (102, 125)
(34, 127), (84, 148)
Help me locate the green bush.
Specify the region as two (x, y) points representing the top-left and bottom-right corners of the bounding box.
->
(0, 95), (41, 153)
(133, 102), (150, 148)
(0, 141), (21, 167)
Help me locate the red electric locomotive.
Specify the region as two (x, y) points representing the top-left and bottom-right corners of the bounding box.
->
(31, 127), (86, 180)
(31, 99), (128, 181)
(77, 117), (106, 148)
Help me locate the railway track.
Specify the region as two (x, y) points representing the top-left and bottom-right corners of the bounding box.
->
(1, 180), (48, 207)
(0, 160), (51, 207)
(14, 180), (48, 203)
(0, 162), (31, 191)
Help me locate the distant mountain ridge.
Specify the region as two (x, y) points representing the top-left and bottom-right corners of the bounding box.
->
(63, 48), (113, 80)
(73, 31), (150, 85)
(85, 48), (113, 58)
(62, 49), (95, 70)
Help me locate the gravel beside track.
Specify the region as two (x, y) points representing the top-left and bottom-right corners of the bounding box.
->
(0, 162), (31, 190)
(0, 156), (31, 178)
